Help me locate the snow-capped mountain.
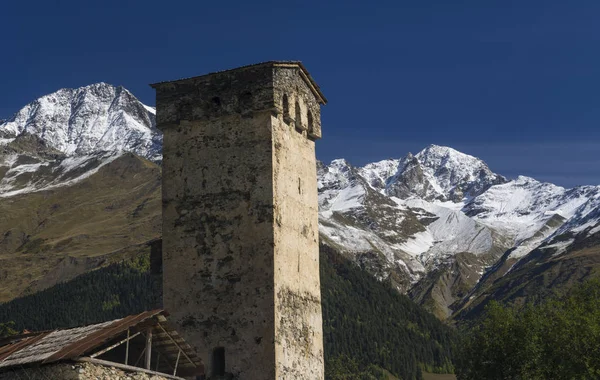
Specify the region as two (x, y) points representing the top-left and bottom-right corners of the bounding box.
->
(318, 146), (514, 268)
(0, 83), (160, 161)
(384, 145), (507, 202)
(0, 83), (161, 198)
(465, 176), (600, 258)
(0, 134), (122, 198)
(318, 145), (600, 318)
(455, 194), (600, 321)
(2, 83), (600, 320)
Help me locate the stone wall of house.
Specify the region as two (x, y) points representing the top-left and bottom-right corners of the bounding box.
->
(154, 62), (324, 380)
(0, 362), (170, 380)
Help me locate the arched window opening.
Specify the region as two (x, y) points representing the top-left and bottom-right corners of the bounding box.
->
(307, 110), (314, 135)
(295, 101), (302, 132)
(282, 94), (290, 123)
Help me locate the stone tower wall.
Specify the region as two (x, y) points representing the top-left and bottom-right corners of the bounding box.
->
(154, 63), (324, 380)
(272, 69), (324, 379)
(161, 111), (277, 379)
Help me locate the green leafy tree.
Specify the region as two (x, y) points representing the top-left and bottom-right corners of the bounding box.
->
(456, 279), (600, 380)
(0, 321), (18, 338)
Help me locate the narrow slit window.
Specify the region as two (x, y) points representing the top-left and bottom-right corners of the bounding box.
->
(282, 94), (290, 123)
(307, 110), (314, 134)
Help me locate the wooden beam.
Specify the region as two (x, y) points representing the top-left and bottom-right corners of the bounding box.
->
(153, 346), (191, 354)
(90, 331), (141, 359)
(173, 350), (181, 376)
(133, 321), (159, 330)
(156, 323), (196, 367)
(76, 357), (185, 380)
(125, 329), (130, 365)
(134, 347), (146, 367)
(145, 329), (152, 370)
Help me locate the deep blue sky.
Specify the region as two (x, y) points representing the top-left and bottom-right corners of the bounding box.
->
(1, 1), (599, 187)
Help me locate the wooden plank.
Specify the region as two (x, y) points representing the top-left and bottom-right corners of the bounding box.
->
(145, 329), (152, 370)
(134, 347), (146, 367)
(156, 323), (197, 367)
(173, 350), (181, 376)
(90, 331), (141, 358)
(125, 329), (130, 365)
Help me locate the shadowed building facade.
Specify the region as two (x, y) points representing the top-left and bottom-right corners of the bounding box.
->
(151, 62), (327, 379)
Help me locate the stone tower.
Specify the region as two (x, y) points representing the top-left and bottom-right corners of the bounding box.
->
(151, 62), (327, 379)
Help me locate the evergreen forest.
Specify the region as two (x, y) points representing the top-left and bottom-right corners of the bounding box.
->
(0, 246), (456, 380)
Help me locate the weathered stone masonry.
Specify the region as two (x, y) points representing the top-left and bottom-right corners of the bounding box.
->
(0, 362), (171, 380)
(151, 62), (326, 379)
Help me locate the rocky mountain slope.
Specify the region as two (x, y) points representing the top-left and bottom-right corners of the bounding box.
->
(1, 83), (599, 321)
(0, 84), (162, 302)
(0, 83), (161, 161)
(454, 192), (600, 320)
(318, 146), (600, 318)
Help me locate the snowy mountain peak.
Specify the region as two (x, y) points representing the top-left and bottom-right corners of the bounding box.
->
(320, 145), (507, 203)
(383, 145), (507, 202)
(513, 175), (553, 187)
(329, 158), (352, 169)
(414, 144), (498, 181)
(0, 83), (161, 161)
(318, 158), (356, 191)
(416, 144), (461, 157)
(359, 158), (400, 189)
(317, 146), (600, 317)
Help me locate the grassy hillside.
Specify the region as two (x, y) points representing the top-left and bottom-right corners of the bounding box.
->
(0, 245), (455, 380)
(0, 153), (161, 302)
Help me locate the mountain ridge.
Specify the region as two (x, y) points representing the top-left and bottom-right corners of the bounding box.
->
(1, 82), (599, 321)
(0, 82), (161, 161)
(318, 145), (600, 317)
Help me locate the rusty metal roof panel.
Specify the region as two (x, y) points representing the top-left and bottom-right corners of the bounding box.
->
(0, 332), (51, 363)
(0, 319), (117, 368)
(44, 309), (163, 363)
(0, 309), (204, 376)
(0, 310), (166, 369)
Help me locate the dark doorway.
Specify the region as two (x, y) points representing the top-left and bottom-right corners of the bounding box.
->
(212, 347), (225, 376)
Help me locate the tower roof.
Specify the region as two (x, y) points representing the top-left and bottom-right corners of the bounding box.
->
(150, 61), (327, 105)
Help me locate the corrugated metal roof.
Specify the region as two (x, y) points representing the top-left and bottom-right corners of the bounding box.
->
(0, 319), (118, 368)
(0, 310), (203, 376)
